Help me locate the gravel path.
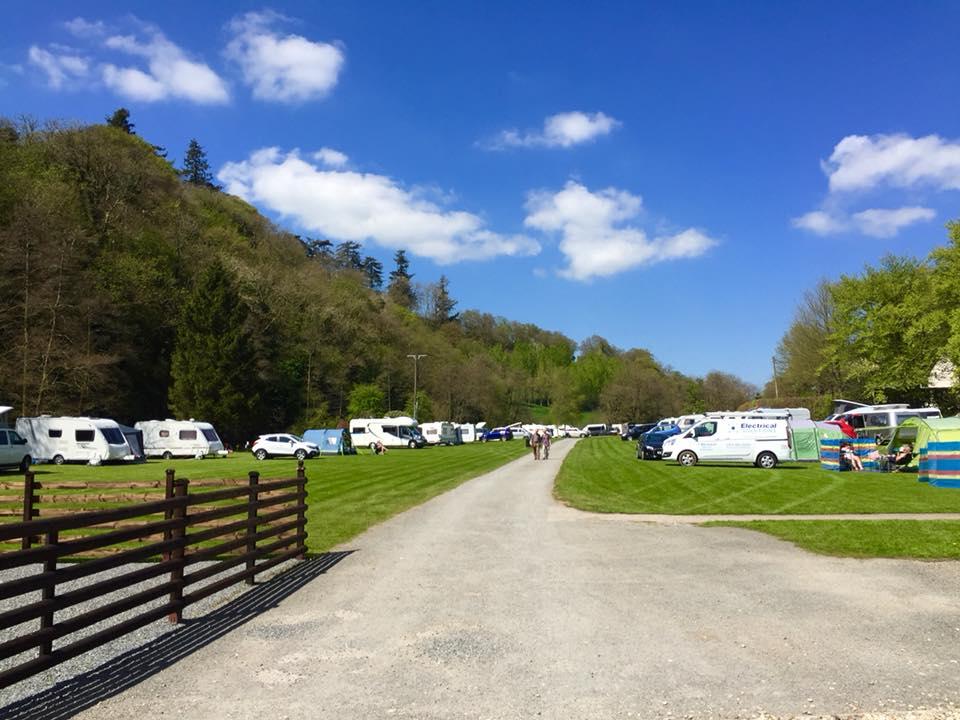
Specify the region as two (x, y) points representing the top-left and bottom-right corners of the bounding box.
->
(8, 440), (960, 719)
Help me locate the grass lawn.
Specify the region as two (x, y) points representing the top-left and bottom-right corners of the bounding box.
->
(705, 520), (960, 559)
(2, 441), (529, 553)
(555, 435), (960, 514)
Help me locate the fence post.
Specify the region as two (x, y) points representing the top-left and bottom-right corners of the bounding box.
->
(162, 468), (175, 563)
(21, 472), (38, 550)
(296, 461), (307, 560)
(246, 471), (260, 585)
(167, 477), (188, 624)
(39, 529), (58, 657)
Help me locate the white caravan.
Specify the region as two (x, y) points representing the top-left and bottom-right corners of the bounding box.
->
(662, 414), (791, 469)
(456, 423), (479, 443)
(419, 421), (460, 446)
(349, 416), (426, 450)
(135, 419), (227, 459)
(16, 416), (134, 465)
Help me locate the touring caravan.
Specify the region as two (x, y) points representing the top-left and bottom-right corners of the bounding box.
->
(135, 419), (227, 459)
(349, 416), (426, 450)
(456, 423), (479, 443)
(662, 413), (792, 469)
(16, 416), (134, 465)
(420, 421), (460, 446)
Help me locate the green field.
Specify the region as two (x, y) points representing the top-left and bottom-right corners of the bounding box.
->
(555, 436), (960, 559)
(4, 441), (529, 553)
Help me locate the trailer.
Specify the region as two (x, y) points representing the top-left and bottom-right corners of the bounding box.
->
(419, 421), (460, 445)
(134, 419), (227, 459)
(16, 416), (134, 465)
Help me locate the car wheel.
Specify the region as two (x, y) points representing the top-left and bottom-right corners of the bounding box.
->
(19, 456), (31, 473)
(295, 449), (307, 461)
(408, 440), (416, 449)
(162, 451), (173, 460)
(756, 451), (778, 469)
(677, 450), (698, 467)
(53, 454), (65, 465)
(254, 449), (268, 460)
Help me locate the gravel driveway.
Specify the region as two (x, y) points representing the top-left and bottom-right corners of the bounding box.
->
(33, 441), (960, 718)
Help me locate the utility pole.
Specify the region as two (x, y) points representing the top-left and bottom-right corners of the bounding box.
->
(771, 355), (780, 399)
(407, 354), (427, 420)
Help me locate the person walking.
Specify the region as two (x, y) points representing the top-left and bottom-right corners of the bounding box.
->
(531, 430), (541, 460)
(541, 430), (551, 460)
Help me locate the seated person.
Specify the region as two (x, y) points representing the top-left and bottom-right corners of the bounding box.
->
(839, 441), (863, 471)
(868, 443), (913, 470)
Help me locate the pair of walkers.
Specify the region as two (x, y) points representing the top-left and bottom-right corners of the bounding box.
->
(530, 429), (551, 460)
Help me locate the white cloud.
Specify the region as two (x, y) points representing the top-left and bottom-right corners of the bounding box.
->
(486, 111), (621, 150)
(791, 210), (847, 236)
(101, 27), (228, 104)
(64, 17), (106, 38)
(825, 134), (960, 193)
(313, 147), (348, 167)
(524, 181), (716, 281)
(27, 46), (89, 89)
(852, 206), (936, 238)
(225, 11), (344, 103)
(218, 148), (540, 264)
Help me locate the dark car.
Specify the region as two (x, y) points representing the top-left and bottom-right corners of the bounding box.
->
(481, 427), (514, 442)
(636, 424), (682, 460)
(620, 422), (657, 441)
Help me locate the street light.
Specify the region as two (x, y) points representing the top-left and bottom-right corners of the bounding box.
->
(407, 354), (427, 420)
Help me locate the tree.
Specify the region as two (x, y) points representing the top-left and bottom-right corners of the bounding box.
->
(347, 383), (386, 417)
(180, 139), (217, 188)
(106, 108), (134, 134)
(701, 371), (757, 411)
(168, 261), (260, 441)
(387, 250), (416, 309)
(334, 241), (363, 270)
(363, 256), (384, 290)
(424, 275), (458, 326)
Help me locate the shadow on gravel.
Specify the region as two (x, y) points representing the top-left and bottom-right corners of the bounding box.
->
(0, 551), (353, 720)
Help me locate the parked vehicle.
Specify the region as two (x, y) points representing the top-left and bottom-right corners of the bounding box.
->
(661, 414), (792, 469)
(0, 406), (32, 472)
(135, 419), (227, 459)
(621, 422), (657, 441)
(420, 421), (460, 446)
(16, 416), (134, 465)
(480, 427), (514, 442)
(833, 403), (941, 445)
(557, 425), (586, 438)
(250, 433), (320, 460)
(455, 423), (479, 443)
(636, 423), (683, 459)
(349, 417), (426, 450)
(581, 423), (609, 437)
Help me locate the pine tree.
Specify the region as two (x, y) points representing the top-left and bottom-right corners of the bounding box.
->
(168, 261), (259, 441)
(387, 249), (416, 309)
(106, 108), (134, 134)
(180, 139), (217, 188)
(334, 241), (363, 270)
(362, 256), (384, 290)
(427, 274), (458, 326)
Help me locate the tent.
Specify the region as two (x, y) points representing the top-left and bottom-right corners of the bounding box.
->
(118, 424), (145, 462)
(302, 428), (356, 455)
(791, 419), (844, 461)
(889, 416), (960, 469)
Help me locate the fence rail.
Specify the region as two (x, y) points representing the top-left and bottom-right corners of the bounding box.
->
(0, 464), (308, 689)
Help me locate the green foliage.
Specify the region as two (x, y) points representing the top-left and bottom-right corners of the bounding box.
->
(105, 108), (134, 134)
(348, 383), (386, 418)
(180, 138), (216, 188)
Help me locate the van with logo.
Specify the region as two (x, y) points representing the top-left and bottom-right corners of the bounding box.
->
(661, 414), (792, 469)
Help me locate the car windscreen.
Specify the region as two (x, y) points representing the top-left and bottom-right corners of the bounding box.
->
(100, 427), (126, 445)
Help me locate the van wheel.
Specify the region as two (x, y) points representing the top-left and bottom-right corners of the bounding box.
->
(756, 451), (778, 469)
(408, 440), (416, 449)
(162, 451), (173, 460)
(254, 449), (268, 460)
(294, 449), (307, 461)
(19, 456), (31, 472)
(677, 450), (698, 467)
(53, 454), (65, 465)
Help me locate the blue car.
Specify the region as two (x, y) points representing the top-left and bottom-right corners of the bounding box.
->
(637, 424), (682, 460)
(481, 427), (514, 442)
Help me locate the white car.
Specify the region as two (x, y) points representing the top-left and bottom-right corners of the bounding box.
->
(0, 427), (32, 472)
(251, 434), (320, 461)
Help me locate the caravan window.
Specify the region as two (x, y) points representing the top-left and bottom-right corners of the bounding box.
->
(75, 429), (95, 442)
(48, 429), (62, 438)
(201, 428), (220, 442)
(179, 430), (198, 441)
(159, 429), (170, 438)
(100, 428), (126, 445)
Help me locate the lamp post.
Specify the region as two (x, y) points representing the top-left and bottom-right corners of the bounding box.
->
(407, 354), (427, 420)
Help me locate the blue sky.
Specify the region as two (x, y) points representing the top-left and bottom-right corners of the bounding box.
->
(4, 2), (960, 386)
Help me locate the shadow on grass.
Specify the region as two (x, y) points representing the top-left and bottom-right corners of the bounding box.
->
(0, 551), (353, 720)
(653, 463), (809, 470)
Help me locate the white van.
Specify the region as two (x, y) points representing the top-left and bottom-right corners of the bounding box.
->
(16, 416), (134, 465)
(582, 423), (609, 437)
(419, 421), (460, 446)
(834, 403), (941, 443)
(135, 419), (227, 459)
(0, 406), (33, 472)
(349, 416), (426, 450)
(661, 415), (792, 469)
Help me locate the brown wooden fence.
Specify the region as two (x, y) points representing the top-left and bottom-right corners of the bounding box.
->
(0, 465), (308, 689)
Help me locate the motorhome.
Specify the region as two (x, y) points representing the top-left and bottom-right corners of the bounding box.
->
(0, 406), (33, 472)
(349, 416), (426, 450)
(135, 419), (227, 459)
(661, 413), (792, 469)
(419, 421), (460, 446)
(16, 416), (134, 465)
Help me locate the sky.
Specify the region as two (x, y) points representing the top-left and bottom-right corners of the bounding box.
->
(3, 1), (960, 386)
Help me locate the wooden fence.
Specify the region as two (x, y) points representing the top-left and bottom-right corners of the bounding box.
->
(0, 465), (308, 689)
